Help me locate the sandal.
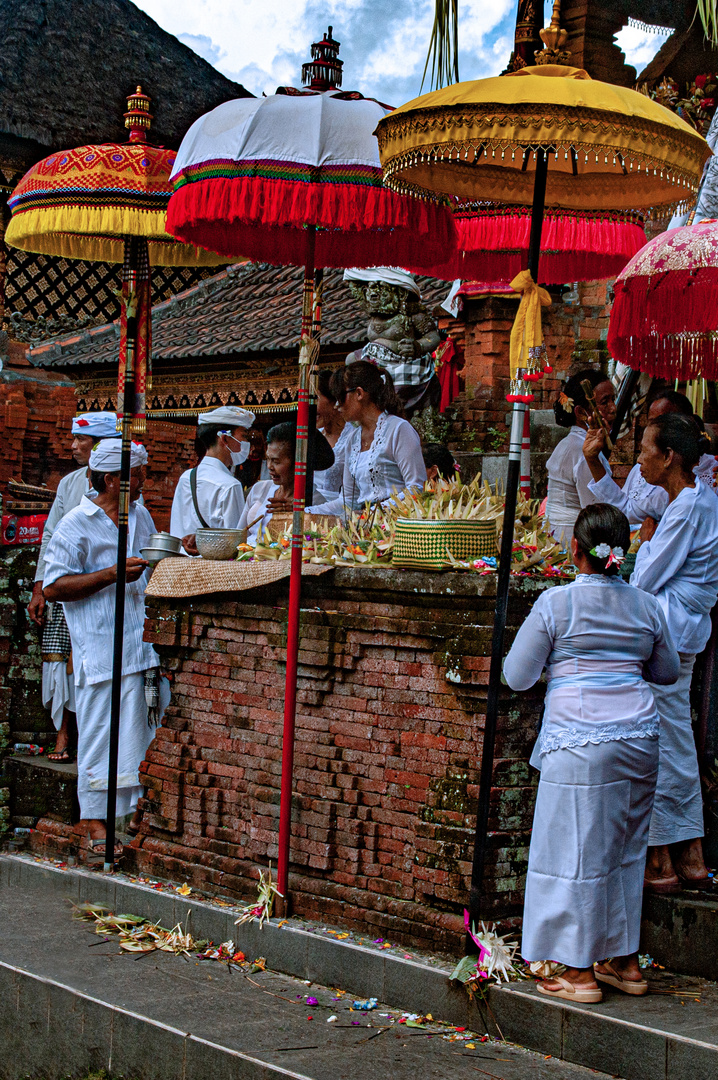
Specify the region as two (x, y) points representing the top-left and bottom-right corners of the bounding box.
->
(47, 746), (74, 762)
(87, 838), (124, 862)
(675, 870), (713, 890)
(643, 875), (681, 894)
(594, 962), (648, 996)
(536, 976), (602, 1003)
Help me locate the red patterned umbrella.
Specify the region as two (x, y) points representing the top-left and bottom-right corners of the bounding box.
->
(608, 218), (718, 380)
(450, 204), (646, 285)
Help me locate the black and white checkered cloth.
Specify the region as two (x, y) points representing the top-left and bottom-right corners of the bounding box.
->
(362, 342), (435, 391)
(41, 602), (71, 661)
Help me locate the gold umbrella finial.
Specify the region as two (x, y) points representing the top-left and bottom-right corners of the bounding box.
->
(124, 85), (153, 143)
(535, 0), (570, 66)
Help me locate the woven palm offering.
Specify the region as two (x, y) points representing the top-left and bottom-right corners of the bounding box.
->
(393, 517), (497, 570)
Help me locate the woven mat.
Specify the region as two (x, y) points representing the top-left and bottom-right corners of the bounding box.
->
(145, 558), (332, 599)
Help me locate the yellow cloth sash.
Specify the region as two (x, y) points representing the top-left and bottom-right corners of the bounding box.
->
(509, 270), (551, 379)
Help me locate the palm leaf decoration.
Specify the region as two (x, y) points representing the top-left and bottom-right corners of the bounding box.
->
(696, 0), (718, 46)
(422, 0), (460, 90)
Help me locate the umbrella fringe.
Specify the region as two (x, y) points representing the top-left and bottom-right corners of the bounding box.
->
(608, 270), (718, 379)
(166, 177), (457, 270)
(454, 213), (645, 284)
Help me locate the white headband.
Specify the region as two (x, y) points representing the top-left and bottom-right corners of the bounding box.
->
(197, 405), (255, 429)
(71, 412), (119, 438)
(343, 266), (421, 298)
(89, 440), (148, 472)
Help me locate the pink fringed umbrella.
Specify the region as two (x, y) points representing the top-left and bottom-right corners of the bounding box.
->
(608, 218), (718, 380)
(166, 28), (457, 911)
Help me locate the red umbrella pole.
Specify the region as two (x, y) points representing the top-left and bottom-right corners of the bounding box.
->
(277, 225), (317, 909)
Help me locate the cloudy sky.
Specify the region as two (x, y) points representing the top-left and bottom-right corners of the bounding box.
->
(134, 0), (669, 105)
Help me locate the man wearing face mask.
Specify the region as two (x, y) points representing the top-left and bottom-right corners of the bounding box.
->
(170, 406), (255, 556)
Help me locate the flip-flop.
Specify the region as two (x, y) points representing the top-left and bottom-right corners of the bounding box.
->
(47, 748), (74, 762)
(87, 838), (124, 862)
(676, 872), (713, 890)
(643, 876), (681, 894)
(536, 976), (602, 1003)
(594, 963), (648, 996)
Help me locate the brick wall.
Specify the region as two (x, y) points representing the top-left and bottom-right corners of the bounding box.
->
(448, 282), (613, 452)
(0, 372), (200, 532)
(135, 569), (554, 952)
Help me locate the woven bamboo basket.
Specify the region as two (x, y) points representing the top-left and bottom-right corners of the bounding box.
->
(392, 518), (498, 570)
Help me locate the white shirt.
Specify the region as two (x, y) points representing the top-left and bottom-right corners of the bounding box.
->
(35, 467), (92, 582)
(632, 482), (718, 655)
(588, 463), (668, 526)
(588, 453), (718, 526)
(314, 423), (353, 500)
(43, 497), (159, 685)
(239, 480), (327, 545)
(546, 427), (611, 542)
(504, 575), (679, 755)
(239, 480), (278, 545)
(308, 412), (426, 516)
(696, 452), (718, 492)
(170, 456), (245, 537)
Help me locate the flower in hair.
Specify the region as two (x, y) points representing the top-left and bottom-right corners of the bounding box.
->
(590, 543), (625, 567)
(558, 392), (574, 412)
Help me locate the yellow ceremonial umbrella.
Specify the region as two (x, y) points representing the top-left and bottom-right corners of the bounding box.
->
(375, 62), (710, 929)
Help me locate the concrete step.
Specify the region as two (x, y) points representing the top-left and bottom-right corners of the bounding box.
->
(642, 889), (718, 980)
(1, 854), (716, 1080)
(0, 855), (613, 1080)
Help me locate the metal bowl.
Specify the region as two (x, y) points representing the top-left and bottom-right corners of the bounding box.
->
(140, 546), (182, 566)
(147, 531), (183, 554)
(195, 528), (245, 561)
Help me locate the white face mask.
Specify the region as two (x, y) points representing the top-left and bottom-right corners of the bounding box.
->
(223, 433), (250, 467)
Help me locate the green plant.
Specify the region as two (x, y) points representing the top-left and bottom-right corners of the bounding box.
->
(486, 427), (508, 452)
(410, 405), (453, 445)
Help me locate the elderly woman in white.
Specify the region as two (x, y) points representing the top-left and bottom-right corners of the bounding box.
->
(239, 421), (333, 544)
(504, 504), (679, 1003)
(631, 413), (718, 891)
(306, 361), (426, 518)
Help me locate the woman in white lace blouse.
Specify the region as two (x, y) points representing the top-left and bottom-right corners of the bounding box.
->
(504, 504), (679, 1004)
(306, 361), (426, 517)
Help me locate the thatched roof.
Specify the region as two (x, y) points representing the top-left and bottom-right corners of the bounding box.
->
(0, 0), (251, 159)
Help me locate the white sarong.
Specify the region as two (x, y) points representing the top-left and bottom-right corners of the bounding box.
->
(648, 653), (704, 846)
(522, 736), (658, 968)
(74, 670), (155, 820)
(41, 660), (76, 731)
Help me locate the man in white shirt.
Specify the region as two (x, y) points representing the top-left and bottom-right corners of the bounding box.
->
(27, 411), (120, 762)
(170, 405), (255, 555)
(43, 440), (163, 862)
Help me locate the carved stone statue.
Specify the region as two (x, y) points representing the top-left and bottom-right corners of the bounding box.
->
(344, 268), (441, 417)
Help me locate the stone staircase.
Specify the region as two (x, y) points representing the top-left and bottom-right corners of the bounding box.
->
(3, 853), (718, 1080)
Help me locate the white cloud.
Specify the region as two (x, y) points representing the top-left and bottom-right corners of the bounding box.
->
(134, 0), (519, 105)
(614, 25), (671, 75)
(176, 32), (224, 66)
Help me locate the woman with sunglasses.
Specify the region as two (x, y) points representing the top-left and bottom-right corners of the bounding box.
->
(307, 361), (426, 518)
